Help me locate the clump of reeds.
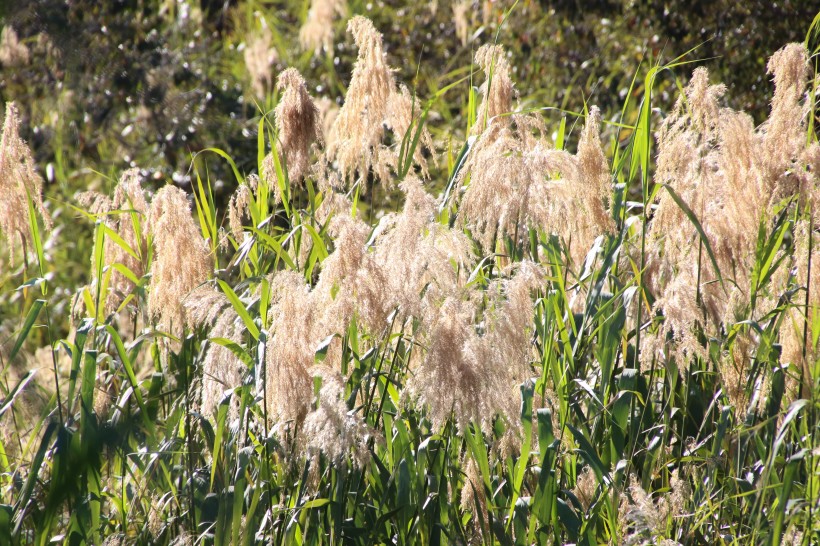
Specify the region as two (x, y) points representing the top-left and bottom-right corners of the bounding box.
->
(642, 43), (818, 382)
(455, 47), (613, 263)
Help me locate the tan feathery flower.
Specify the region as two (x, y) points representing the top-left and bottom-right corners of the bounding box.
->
(465, 261), (544, 431)
(406, 296), (485, 432)
(453, 1), (470, 47)
(301, 366), (373, 466)
(265, 271), (315, 431)
(371, 176), (473, 321)
(227, 180), (254, 245)
(0, 26), (29, 67)
(622, 471), (689, 544)
(457, 107), (613, 265)
(573, 465), (599, 512)
(184, 285), (245, 419)
(77, 168), (149, 315)
(386, 85), (434, 178)
(313, 213), (391, 336)
(406, 262), (542, 436)
(473, 44), (514, 134)
(326, 17), (427, 190)
(326, 16), (395, 189)
(272, 68), (322, 184)
(147, 185), (211, 335)
(315, 97), (340, 149)
(299, 0), (346, 54)
(460, 456), (489, 541)
(0, 102), (52, 264)
(576, 107), (616, 242)
(244, 19), (278, 98)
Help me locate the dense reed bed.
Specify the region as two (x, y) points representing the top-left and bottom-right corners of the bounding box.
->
(1, 9), (820, 546)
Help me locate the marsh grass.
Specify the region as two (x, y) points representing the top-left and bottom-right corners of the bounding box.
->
(1, 9), (820, 546)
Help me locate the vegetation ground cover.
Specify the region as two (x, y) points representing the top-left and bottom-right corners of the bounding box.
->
(1, 1), (820, 545)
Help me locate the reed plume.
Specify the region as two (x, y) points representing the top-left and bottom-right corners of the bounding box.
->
(406, 262), (544, 436)
(77, 168), (149, 315)
(244, 19), (278, 98)
(272, 68), (322, 184)
(0, 26), (29, 67)
(183, 285), (245, 419)
(301, 366), (373, 466)
(473, 44), (514, 134)
(299, 0), (346, 54)
(457, 99), (613, 265)
(326, 16), (430, 190)
(147, 185), (211, 335)
(371, 176), (473, 321)
(0, 102), (52, 264)
(265, 271), (315, 431)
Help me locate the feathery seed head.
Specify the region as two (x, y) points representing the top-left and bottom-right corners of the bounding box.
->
(0, 26), (29, 67)
(273, 68), (322, 183)
(0, 102), (52, 264)
(227, 182), (253, 244)
(768, 43), (808, 105)
(184, 285), (245, 418)
(327, 16), (404, 190)
(244, 19), (278, 98)
(299, 0), (346, 54)
(473, 44), (514, 133)
(78, 168), (149, 315)
(266, 271), (315, 431)
(301, 366), (374, 466)
(147, 185), (211, 335)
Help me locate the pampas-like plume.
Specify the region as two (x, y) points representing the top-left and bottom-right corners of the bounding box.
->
(272, 68), (322, 184)
(183, 285), (245, 419)
(473, 44), (514, 134)
(299, 0), (346, 54)
(0, 102), (52, 264)
(301, 366), (373, 466)
(457, 105), (613, 264)
(326, 16), (431, 190)
(313, 213), (391, 336)
(77, 168), (149, 315)
(460, 456), (489, 540)
(227, 180), (254, 244)
(406, 296), (485, 432)
(643, 44), (816, 370)
(326, 16), (395, 188)
(147, 186), (211, 335)
(780, 220), (819, 400)
(371, 176), (473, 321)
(244, 19), (278, 98)
(464, 261), (545, 430)
(265, 271), (315, 430)
(453, 1), (470, 47)
(621, 471), (690, 544)
(264, 271), (373, 465)
(406, 262), (543, 435)
(0, 26), (29, 67)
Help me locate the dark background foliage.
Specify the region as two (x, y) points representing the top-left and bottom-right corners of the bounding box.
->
(1, 0), (816, 197)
